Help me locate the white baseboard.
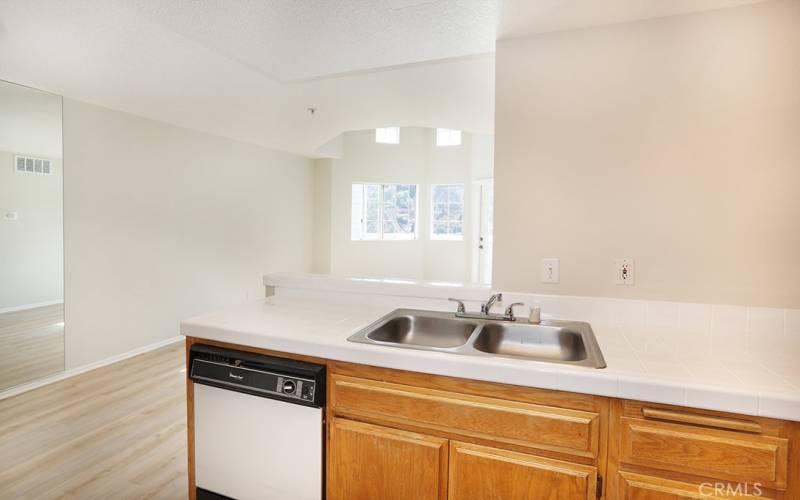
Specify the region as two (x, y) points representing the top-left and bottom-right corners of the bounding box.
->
(0, 299), (64, 315)
(0, 335), (185, 401)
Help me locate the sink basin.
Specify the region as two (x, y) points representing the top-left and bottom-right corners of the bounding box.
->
(365, 312), (477, 348)
(472, 323), (587, 361)
(348, 308), (605, 368)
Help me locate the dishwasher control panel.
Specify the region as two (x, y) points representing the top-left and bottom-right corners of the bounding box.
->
(276, 376), (315, 401)
(189, 344), (325, 407)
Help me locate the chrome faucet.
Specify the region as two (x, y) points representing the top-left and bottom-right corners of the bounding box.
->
(447, 293), (524, 322)
(481, 293), (503, 315)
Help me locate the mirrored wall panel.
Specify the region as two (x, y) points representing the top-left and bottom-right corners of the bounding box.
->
(0, 80), (64, 390)
(314, 126), (494, 285)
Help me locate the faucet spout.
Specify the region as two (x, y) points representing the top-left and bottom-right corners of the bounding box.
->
(482, 293), (503, 314)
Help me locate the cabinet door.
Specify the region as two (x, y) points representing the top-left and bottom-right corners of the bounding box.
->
(448, 441), (597, 500)
(617, 471), (772, 499)
(328, 418), (448, 500)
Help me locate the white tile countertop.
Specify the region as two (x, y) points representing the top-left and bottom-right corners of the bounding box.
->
(181, 273), (800, 422)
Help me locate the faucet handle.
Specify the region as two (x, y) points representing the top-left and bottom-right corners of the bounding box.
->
(504, 302), (525, 320)
(448, 298), (466, 314)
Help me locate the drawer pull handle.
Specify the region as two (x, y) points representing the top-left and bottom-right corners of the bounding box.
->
(641, 407), (762, 434)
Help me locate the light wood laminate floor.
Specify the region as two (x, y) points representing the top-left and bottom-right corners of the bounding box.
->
(0, 341), (187, 499)
(0, 304), (65, 390)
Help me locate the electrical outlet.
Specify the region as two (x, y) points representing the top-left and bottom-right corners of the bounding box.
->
(615, 258), (635, 285)
(541, 258), (559, 284)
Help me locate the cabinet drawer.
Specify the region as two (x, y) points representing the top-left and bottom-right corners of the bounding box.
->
(331, 375), (601, 458)
(618, 471), (773, 499)
(619, 417), (788, 489)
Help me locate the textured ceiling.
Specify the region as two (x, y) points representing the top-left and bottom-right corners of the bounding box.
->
(121, 0), (498, 82)
(0, 0), (775, 157)
(0, 0), (495, 156)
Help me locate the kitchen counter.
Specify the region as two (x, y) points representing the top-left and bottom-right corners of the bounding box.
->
(181, 273), (800, 421)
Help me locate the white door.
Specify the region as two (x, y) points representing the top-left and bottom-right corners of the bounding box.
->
(477, 180), (494, 285)
(194, 384), (323, 500)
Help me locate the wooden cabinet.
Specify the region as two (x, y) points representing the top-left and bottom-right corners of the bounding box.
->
(184, 339), (800, 500)
(608, 400), (796, 499)
(331, 374), (601, 458)
(618, 417), (787, 488)
(327, 361), (607, 500)
(328, 418), (448, 500)
(449, 441), (598, 500)
(616, 472), (772, 499)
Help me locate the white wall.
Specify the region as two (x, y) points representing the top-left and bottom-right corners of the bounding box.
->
(0, 151), (63, 309)
(493, 0), (800, 308)
(63, 99), (314, 369)
(312, 159), (332, 274)
(321, 127), (492, 282)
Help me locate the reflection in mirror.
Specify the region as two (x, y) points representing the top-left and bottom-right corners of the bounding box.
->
(313, 127), (493, 285)
(0, 80), (64, 390)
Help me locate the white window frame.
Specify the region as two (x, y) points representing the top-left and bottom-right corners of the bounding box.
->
(435, 128), (461, 147)
(430, 183), (465, 241)
(351, 182), (419, 241)
(375, 127), (400, 144)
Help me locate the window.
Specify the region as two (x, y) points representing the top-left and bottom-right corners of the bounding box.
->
(352, 183), (418, 240)
(435, 128), (461, 147)
(431, 184), (464, 240)
(375, 127), (400, 144)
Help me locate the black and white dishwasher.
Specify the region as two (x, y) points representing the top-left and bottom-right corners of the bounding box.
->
(189, 344), (325, 500)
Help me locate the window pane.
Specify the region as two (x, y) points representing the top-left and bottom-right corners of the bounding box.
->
(376, 127), (400, 144)
(449, 203), (463, 221)
(433, 185), (448, 203)
(433, 203), (447, 221)
(365, 185), (380, 220)
(382, 184), (417, 238)
(448, 186), (463, 203)
(436, 128), (462, 147)
(364, 184), (380, 239)
(431, 184), (464, 240)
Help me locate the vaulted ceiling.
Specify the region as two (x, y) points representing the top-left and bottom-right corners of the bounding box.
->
(0, 0), (770, 157)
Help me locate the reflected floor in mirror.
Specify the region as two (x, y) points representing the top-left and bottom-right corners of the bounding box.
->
(0, 303), (64, 390)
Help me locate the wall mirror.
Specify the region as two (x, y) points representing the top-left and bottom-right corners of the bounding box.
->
(0, 80), (64, 391)
(314, 126), (494, 285)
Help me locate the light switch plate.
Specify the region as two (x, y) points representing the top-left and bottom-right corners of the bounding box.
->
(541, 258), (559, 284)
(616, 258), (635, 285)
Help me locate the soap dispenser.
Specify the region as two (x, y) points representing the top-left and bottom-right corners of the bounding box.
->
(528, 305), (542, 324)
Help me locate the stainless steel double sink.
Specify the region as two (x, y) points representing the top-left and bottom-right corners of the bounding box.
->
(347, 309), (606, 368)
